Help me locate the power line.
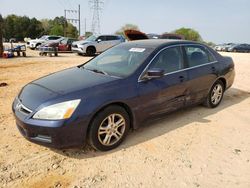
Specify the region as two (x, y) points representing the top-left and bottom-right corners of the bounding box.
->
(64, 5), (81, 36)
(89, 0), (104, 35)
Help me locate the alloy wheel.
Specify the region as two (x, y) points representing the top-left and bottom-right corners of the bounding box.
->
(211, 84), (223, 105)
(97, 114), (126, 146)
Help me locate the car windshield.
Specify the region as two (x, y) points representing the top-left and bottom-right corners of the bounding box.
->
(39, 36), (47, 40)
(82, 45), (154, 78)
(85, 35), (97, 42)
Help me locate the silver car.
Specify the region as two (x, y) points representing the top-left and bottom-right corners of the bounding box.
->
(72, 35), (125, 56)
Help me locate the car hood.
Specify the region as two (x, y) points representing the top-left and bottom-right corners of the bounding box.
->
(29, 39), (44, 43)
(18, 67), (119, 110)
(73, 40), (91, 46)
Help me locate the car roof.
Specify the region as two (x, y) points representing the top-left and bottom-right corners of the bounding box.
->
(99, 34), (122, 37)
(120, 39), (201, 49)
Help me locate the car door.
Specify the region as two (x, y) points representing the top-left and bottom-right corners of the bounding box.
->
(106, 36), (121, 48)
(137, 46), (188, 117)
(58, 39), (67, 51)
(183, 45), (219, 105)
(95, 36), (109, 52)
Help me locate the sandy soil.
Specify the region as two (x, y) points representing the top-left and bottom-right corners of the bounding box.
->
(0, 49), (250, 188)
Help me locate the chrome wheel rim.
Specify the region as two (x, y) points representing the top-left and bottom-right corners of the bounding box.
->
(98, 114), (126, 146)
(211, 84), (223, 105)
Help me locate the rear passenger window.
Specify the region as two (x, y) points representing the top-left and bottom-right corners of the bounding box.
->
(149, 47), (183, 74)
(106, 36), (118, 41)
(185, 46), (215, 67)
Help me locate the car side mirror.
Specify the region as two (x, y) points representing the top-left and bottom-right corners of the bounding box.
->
(97, 39), (102, 43)
(143, 68), (165, 80)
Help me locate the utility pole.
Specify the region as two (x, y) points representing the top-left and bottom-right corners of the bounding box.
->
(78, 4), (81, 36)
(89, 0), (104, 35)
(0, 14), (3, 57)
(64, 4), (81, 37)
(64, 10), (66, 37)
(84, 18), (87, 36)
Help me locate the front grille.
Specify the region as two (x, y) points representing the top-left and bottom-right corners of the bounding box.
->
(15, 99), (33, 115)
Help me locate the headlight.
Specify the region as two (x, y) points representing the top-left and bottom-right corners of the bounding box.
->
(33, 99), (81, 120)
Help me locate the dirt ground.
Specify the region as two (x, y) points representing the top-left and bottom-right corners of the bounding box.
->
(0, 49), (250, 188)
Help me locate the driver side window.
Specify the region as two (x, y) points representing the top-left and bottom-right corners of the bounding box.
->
(149, 46), (183, 74)
(96, 36), (106, 41)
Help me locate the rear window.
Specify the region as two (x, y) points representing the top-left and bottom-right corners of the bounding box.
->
(184, 45), (215, 67)
(106, 36), (120, 41)
(48, 36), (61, 40)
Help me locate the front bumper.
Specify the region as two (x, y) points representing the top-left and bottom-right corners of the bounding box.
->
(72, 47), (86, 54)
(12, 99), (89, 149)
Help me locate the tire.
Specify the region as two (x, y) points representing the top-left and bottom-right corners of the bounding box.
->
(204, 80), (225, 108)
(36, 43), (41, 50)
(88, 105), (130, 151)
(86, 46), (96, 56)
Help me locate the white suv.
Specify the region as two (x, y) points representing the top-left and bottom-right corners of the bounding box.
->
(72, 35), (125, 56)
(27, 35), (62, 50)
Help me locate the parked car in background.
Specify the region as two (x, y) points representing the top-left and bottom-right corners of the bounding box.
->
(221, 43), (236, 52)
(72, 35), (125, 56)
(13, 40), (235, 151)
(214, 44), (224, 51)
(228, 44), (250, 53)
(9, 38), (17, 43)
(40, 37), (77, 52)
(27, 35), (63, 50)
(58, 38), (77, 51)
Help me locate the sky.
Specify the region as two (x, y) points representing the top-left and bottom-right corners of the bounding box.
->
(0, 0), (250, 44)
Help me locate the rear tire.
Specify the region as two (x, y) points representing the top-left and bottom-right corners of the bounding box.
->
(88, 105), (130, 151)
(86, 46), (96, 56)
(204, 80), (225, 108)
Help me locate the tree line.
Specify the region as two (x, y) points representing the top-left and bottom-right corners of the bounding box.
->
(2, 14), (79, 41)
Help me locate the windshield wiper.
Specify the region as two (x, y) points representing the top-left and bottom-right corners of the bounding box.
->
(83, 67), (108, 76)
(92, 69), (108, 75)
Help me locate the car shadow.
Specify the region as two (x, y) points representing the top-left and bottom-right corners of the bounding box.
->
(51, 87), (250, 159)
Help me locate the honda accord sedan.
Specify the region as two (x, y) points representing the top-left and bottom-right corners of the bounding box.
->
(12, 40), (235, 151)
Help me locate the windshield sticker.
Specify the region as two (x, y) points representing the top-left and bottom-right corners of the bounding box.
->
(129, 48), (146, 53)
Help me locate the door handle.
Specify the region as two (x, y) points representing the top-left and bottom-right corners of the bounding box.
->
(179, 76), (185, 82)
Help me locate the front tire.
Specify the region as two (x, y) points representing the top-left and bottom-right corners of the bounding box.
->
(204, 80), (225, 108)
(86, 46), (96, 56)
(88, 105), (130, 151)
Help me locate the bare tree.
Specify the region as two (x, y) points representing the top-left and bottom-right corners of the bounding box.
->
(0, 14), (3, 57)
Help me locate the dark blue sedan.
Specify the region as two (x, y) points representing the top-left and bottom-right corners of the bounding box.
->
(12, 40), (235, 151)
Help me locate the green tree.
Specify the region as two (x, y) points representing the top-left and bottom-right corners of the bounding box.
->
(3, 15), (44, 40)
(27, 18), (44, 39)
(2, 14), (79, 40)
(66, 24), (78, 38)
(173, 27), (202, 41)
(115, 24), (140, 37)
(49, 24), (64, 36)
(48, 17), (78, 38)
